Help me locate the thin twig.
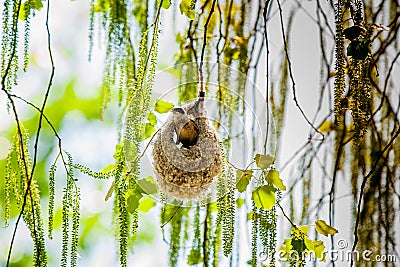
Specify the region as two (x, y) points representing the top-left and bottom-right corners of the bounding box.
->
(9, 0), (56, 264)
(199, 0), (217, 94)
(277, 202), (297, 229)
(263, 0), (272, 154)
(8, 93), (61, 139)
(139, 0), (163, 91)
(276, 0), (325, 140)
(350, 127), (400, 267)
(371, 51), (400, 119)
(328, 112), (347, 267)
(2, 2), (31, 266)
(161, 205), (182, 228)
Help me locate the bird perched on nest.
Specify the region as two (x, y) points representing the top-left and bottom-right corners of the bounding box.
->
(171, 107), (199, 148)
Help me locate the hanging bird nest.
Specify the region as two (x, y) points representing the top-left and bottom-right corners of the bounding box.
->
(152, 98), (222, 200)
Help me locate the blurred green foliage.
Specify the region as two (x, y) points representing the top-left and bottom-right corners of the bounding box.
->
(0, 77), (155, 265)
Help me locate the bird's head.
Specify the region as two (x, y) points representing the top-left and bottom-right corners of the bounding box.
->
(171, 107), (189, 123)
(171, 107), (185, 114)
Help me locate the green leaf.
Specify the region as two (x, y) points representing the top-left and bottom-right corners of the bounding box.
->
(247, 212), (253, 220)
(158, 0), (171, 9)
(125, 189), (142, 214)
(283, 238), (292, 250)
(132, 5), (146, 26)
(254, 153), (275, 170)
(93, 0), (111, 12)
(143, 123), (155, 140)
(298, 225), (309, 234)
(179, 0), (195, 19)
(19, 0), (43, 20)
(113, 143), (124, 161)
(246, 211), (262, 220)
(251, 185), (276, 210)
(154, 100), (174, 113)
(236, 169), (253, 193)
(265, 169), (286, 190)
(278, 238), (293, 257)
(147, 112), (157, 126)
(101, 163), (116, 173)
(34, 0), (43, 9)
(304, 238), (313, 250)
(315, 220), (338, 236)
(236, 198), (245, 208)
(187, 249), (202, 265)
(137, 176), (158, 195)
(313, 240), (325, 260)
(304, 238), (325, 260)
(208, 202), (218, 212)
(138, 197), (156, 212)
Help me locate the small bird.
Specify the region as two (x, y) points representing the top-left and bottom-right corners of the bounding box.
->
(171, 107), (199, 148)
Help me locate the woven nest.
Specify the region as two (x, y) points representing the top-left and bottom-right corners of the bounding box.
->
(152, 99), (222, 200)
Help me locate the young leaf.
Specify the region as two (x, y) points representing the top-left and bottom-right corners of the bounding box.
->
(101, 164), (116, 174)
(278, 238), (293, 257)
(251, 185), (276, 210)
(138, 197), (156, 212)
(313, 240), (325, 260)
(247, 211), (260, 220)
(304, 238), (325, 260)
(315, 220), (338, 236)
(236, 198), (245, 208)
(179, 0), (195, 19)
(298, 225), (309, 234)
(236, 169), (253, 193)
(158, 0), (172, 9)
(125, 189), (142, 214)
(187, 249), (203, 265)
(154, 100), (174, 113)
(143, 123), (156, 140)
(147, 112), (157, 126)
(254, 153), (275, 170)
(265, 169), (286, 190)
(113, 143), (124, 160)
(137, 176), (158, 195)
(93, 0), (110, 12)
(19, 0), (43, 20)
(208, 202), (218, 212)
